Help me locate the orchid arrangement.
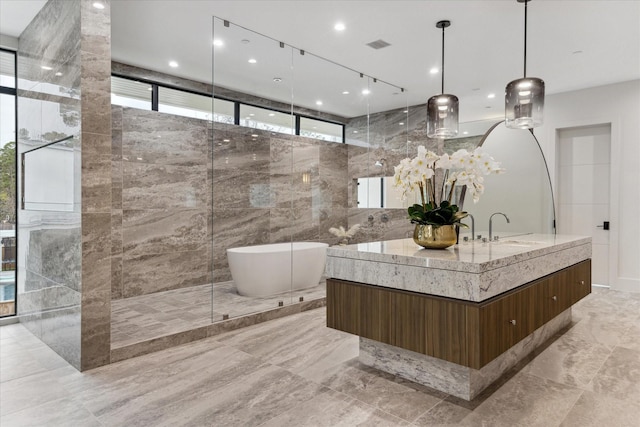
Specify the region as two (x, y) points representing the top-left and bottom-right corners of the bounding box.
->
(393, 146), (503, 227)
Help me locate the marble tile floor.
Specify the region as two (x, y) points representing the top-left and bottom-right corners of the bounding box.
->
(2, 286), (640, 426)
(111, 281), (327, 348)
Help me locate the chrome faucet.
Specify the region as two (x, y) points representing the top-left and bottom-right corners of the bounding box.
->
(465, 214), (475, 241)
(489, 212), (510, 241)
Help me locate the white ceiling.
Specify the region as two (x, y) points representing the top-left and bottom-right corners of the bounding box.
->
(3, 0), (640, 122)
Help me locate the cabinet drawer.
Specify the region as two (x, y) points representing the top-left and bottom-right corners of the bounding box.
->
(569, 260), (592, 305)
(327, 259), (592, 370)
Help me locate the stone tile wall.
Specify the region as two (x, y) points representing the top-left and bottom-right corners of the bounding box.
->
(345, 104), (443, 244)
(111, 107), (211, 298)
(17, 0), (112, 371)
(111, 111), (348, 296)
(212, 123), (348, 283)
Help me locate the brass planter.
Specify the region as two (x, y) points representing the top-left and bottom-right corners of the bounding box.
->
(413, 224), (457, 249)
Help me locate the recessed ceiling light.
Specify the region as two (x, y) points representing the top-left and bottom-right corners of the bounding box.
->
(249, 113), (255, 116)
(147, 87), (152, 91)
(487, 93), (496, 99)
(213, 39), (224, 47)
(251, 134), (258, 138)
(429, 67), (439, 74)
(403, 110), (408, 113)
(273, 77), (282, 82)
(353, 130), (358, 134)
(399, 122), (405, 126)
(223, 139), (230, 142)
(268, 113), (275, 117)
(55, 72), (63, 76)
(342, 91), (349, 95)
(169, 61), (179, 68)
(362, 89), (370, 95)
(334, 22), (346, 31)
(316, 100), (323, 106)
(92, 2), (105, 9)
(463, 131), (469, 135)
(248, 58), (257, 64)
(245, 116), (251, 120)
(41, 65), (53, 70)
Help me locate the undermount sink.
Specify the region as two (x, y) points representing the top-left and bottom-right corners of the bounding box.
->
(493, 240), (544, 247)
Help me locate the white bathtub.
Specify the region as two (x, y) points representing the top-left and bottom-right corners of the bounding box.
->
(227, 242), (329, 297)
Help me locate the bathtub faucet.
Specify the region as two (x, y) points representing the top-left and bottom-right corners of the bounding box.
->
(489, 212), (510, 241)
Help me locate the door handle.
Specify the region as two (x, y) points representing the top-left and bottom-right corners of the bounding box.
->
(596, 221), (610, 230)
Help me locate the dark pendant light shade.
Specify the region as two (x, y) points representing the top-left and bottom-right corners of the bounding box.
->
(505, 0), (545, 129)
(427, 20), (459, 138)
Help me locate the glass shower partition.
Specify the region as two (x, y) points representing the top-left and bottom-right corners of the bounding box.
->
(212, 17), (296, 320)
(211, 17), (412, 323)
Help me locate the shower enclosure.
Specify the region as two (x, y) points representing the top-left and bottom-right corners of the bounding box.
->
(107, 17), (415, 357)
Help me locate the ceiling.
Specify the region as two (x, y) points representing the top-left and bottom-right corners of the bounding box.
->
(2, 0), (639, 122)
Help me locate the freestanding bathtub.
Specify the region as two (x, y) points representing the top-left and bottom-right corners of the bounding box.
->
(227, 242), (329, 297)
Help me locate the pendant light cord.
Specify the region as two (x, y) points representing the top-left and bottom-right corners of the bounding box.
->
(441, 24), (446, 93)
(523, 0), (528, 78)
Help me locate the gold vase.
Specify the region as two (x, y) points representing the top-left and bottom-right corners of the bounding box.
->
(413, 224), (457, 249)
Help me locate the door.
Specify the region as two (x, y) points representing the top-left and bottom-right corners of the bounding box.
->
(557, 124), (611, 286)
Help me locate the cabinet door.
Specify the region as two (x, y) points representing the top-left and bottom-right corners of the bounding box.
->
(569, 260), (592, 305)
(393, 291), (427, 354)
(512, 283), (540, 344)
(540, 270), (570, 321)
(479, 294), (516, 366)
(326, 279), (362, 336)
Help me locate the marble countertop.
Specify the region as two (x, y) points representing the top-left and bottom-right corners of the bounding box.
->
(327, 233), (591, 274)
(326, 234), (592, 301)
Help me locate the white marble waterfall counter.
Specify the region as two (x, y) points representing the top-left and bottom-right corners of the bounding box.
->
(326, 233), (591, 302)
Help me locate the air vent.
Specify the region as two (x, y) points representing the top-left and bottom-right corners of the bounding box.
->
(366, 39), (391, 50)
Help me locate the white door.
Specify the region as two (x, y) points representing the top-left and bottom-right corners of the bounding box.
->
(557, 124), (611, 286)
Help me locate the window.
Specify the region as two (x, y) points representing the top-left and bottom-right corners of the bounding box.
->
(300, 117), (343, 143)
(111, 76), (152, 109)
(0, 51), (15, 89)
(0, 49), (16, 317)
(239, 104), (294, 135)
(159, 86), (211, 120)
(110, 75), (344, 143)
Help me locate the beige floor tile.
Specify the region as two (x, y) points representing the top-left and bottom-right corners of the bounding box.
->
(0, 366), (79, 416)
(0, 397), (101, 427)
(585, 346), (640, 401)
(4, 288), (640, 425)
(261, 389), (411, 426)
(457, 372), (583, 427)
(321, 360), (447, 423)
(520, 333), (612, 388)
(559, 390), (640, 427)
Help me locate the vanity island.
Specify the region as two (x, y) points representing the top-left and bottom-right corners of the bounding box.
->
(325, 234), (592, 400)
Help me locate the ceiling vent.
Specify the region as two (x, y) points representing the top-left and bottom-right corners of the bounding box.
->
(366, 39), (391, 50)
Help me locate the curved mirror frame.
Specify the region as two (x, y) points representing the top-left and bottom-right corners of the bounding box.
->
(457, 120), (556, 239)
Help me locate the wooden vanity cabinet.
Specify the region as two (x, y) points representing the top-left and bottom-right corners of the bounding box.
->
(327, 259), (591, 369)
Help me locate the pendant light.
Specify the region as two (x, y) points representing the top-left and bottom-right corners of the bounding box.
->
(505, 0), (545, 129)
(427, 20), (458, 138)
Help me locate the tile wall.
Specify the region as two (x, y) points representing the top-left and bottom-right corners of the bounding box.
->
(17, 0), (112, 370)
